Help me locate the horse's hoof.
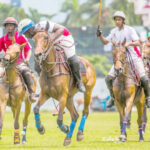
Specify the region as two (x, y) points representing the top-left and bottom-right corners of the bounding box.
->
(119, 134), (126, 142)
(22, 141), (27, 144)
(38, 126), (45, 135)
(77, 130), (84, 141)
(63, 136), (71, 146)
(14, 141), (20, 145)
(139, 139), (144, 142)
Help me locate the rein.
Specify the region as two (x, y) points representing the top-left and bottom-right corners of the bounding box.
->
(34, 31), (70, 77)
(3, 52), (25, 106)
(113, 47), (139, 85)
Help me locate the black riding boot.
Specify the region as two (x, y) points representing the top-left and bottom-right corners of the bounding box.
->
(141, 76), (150, 108)
(68, 55), (85, 93)
(105, 75), (115, 108)
(22, 70), (37, 102)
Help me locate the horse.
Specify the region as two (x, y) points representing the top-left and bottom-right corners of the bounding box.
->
(140, 40), (150, 132)
(112, 41), (145, 142)
(33, 25), (96, 146)
(0, 41), (37, 144)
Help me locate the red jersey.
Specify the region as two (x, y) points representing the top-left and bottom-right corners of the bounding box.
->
(0, 31), (32, 63)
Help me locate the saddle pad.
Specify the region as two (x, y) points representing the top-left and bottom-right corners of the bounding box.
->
(57, 50), (86, 75)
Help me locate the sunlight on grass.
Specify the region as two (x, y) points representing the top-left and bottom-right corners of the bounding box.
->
(0, 111), (150, 150)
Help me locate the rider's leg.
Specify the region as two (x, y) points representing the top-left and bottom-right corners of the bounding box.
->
(140, 76), (150, 107)
(62, 35), (85, 93)
(68, 55), (85, 93)
(17, 63), (37, 102)
(134, 57), (150, 107)
(105, 65), (116, 108)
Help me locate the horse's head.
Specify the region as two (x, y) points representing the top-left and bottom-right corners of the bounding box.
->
(33, 22), (52, 61)
(3, 38), (26, 66)
(112, 40), (126, 75)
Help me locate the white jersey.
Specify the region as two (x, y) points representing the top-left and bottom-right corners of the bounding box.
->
(35, 21), (71, 43)
(106, 25), (140, 59)
(35, 21), (75, 58)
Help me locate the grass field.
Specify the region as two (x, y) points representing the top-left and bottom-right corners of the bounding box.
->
(0, 111), (150, 150)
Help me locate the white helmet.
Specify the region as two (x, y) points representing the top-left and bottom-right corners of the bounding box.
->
(113, 11), (126, 20)
(18, 18), (35, 35)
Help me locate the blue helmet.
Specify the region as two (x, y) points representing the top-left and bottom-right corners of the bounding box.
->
(18, 18), (35, 35)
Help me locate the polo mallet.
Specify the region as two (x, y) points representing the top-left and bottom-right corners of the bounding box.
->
(98, 0), (103, 30)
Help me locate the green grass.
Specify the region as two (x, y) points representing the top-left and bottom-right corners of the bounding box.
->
(0, 111), (150, 150)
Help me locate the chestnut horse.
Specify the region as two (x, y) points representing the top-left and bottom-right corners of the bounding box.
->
(33, 27), (96, 146)
(112, 41), (145, 142)
(140, 40), (150, 132)
(0, 42), (37, 144)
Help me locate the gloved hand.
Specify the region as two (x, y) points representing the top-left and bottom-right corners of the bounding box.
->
(96, 26), (102, 37)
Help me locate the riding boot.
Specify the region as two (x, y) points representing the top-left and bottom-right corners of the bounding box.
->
(141, 76), (150, 108)
(68, 55), (86, 93)
(22, 70), (37, 103)
(105, 75), (115, 108)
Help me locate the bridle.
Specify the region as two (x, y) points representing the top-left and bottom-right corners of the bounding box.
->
(3, 46), (20, 68)
(34, 31), (54, 64)
(113, 45), (126, 71)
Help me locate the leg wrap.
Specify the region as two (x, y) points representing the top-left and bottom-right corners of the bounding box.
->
(78, 115), (87, 131)
(67, 121), (76, 138)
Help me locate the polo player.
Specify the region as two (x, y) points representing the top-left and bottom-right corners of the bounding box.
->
(97, 11), (150, 108)
(0, 17), (37, 102)
(18, 19), (85, 92)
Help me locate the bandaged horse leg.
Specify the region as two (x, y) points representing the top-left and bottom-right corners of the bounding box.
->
(115, 100), (127, 140)
(22, 70), (37, 102)
(140, 76), (150, 107)
(33, 93), (48, 134)
(21, 100), (31, 144)
(57, 96), (69, 134)
(64, 96), (79, 146)
(105, 75), (115, 108)
(77, 87), (93, 141)
(121, 93), (135, 142)
(68, 55), (85, 93)
(136, 92), (145, 142)
(12, 103), (22, 144)
(141, 104), (147, 133)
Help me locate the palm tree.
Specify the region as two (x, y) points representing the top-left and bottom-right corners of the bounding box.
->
(61, 0), (84, 27)
(60, 0), (112, 27)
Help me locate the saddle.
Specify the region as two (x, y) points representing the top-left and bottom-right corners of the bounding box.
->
(55, 49), (87, 75)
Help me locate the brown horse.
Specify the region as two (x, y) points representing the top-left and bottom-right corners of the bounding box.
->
(0, 42), (37, 144)
(112, 41), (145, 142)
(140, 40), (150, 132)
(33, 27), (96, 146)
